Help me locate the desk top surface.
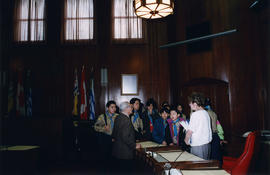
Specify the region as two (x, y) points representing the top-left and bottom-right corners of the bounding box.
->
(181, 170), (229, 175)
(157, 151), (204, 162)
(138, 141), (166, 148)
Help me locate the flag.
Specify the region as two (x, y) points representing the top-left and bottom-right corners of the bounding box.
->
(80, 66), (87, 120)
(89, 78), (95, 120)
(72, 68), (79, 116)
(16, 70), (25, 116)
(8, 81), (14, 114)
(25, 70), (32, 117)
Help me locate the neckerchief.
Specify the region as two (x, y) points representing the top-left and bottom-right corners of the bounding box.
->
(163, 119), (167, 136)
(163, 119), (167, 129)
(148, 111), (154, 132)
(172, 118), (180, 137)
(106, 111), (115, 130)
(133, 111), (139, 123)
(205, 105), (211, 110)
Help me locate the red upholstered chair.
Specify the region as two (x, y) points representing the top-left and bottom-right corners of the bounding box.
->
(222, 131), (260, 175)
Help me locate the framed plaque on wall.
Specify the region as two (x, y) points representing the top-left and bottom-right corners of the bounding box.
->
(121, 74), (138, 95)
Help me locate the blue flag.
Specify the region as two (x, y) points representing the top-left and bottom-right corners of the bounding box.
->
(25, 70), (32, 117)
(89, 78), (95, 120)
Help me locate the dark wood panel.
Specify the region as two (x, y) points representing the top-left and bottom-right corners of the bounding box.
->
(2, 0), (269, 165)
(168, 0), (269, 138)
(180, 78), (231, 138)
(3, 117), (63, 161)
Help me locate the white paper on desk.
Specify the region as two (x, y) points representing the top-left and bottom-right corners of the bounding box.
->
(165, 169), (182, 175)
(181, 170), (230, 175)
(180, 120), (189, 130)
(138, 141), (165, 148)
(158, 151), (203, 162)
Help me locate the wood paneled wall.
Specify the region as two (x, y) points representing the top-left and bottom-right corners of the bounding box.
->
(1, 0), (269, 161)
(2, 0), (171, 160)
(167, 0), (269, 137)
(6, 0), (171, 118)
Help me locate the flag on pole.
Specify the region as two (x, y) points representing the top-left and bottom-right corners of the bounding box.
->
(89, 78), (95, 120)
(16, 70), (25, 116)
(72, 68), (79, 116)
(80, 66), (87, 120)
(25, 70), (32, 117)
(8, 81), (14, 114)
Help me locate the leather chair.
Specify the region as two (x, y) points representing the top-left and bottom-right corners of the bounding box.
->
(222, 131), (260, 175)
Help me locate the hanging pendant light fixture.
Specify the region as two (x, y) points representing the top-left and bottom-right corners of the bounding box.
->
(133, 0), (174, 19)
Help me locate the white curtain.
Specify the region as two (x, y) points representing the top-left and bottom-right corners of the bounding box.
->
(113, 0), (144, 41)
(64, 0), (94, 41)
(14, 0), (45, 42)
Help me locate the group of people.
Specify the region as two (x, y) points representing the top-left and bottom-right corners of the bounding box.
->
(94, 92), (227, 173)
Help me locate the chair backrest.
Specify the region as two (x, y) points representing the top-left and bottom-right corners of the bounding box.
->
(232, 131), (260, 175)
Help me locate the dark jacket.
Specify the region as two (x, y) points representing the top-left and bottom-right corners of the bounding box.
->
(112, 113), (136, 159)
(142, 110), (159, 140)
(152, 117), (168, 144)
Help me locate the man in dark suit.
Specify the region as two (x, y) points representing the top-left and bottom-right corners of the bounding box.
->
(112, 101), (141, 174)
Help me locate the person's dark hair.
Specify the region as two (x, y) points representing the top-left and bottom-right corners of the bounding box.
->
(146, 98), (157, 109)
(188, 92), (205, 107)
(176, 103), (184, 113)
(176, 103), (183, 108)
(106, 100), (116, 108)
(130, 98), (143, 113)
(161, 101), (169, 107)
(160, 107), (170, 114)
(130, 98), (141, 104)
(205, 97), (211, 107)
(170, 106), (180, 114)
(116, 105), (120, 114)
(163, 104), (170, 110)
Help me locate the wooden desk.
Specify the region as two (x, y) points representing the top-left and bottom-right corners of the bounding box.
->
(136, 141), (224, 175)
(1, 145), (40, 174)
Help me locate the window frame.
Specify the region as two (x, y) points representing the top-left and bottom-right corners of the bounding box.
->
(111, 0), (146, 44)
(13, 0), (47, 44)
(62, 0), (96, 44)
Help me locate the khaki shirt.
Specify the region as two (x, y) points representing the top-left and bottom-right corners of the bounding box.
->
(207, 110), (218, 133)
(94, 113), (118, 135)
(130, 115), (143, 132)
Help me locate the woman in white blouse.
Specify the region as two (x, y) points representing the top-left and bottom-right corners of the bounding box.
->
(184, 92), (212, 160)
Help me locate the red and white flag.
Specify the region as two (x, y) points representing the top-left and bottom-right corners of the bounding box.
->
(80, 66), (87, 120)
(16, 70), (25, 116)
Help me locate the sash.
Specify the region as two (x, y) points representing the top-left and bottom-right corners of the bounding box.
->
(172, 118), (180, 137)
(148, 111), (154, 132)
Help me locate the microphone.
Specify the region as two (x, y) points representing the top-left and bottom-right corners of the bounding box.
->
(145, 142), (162, 157)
